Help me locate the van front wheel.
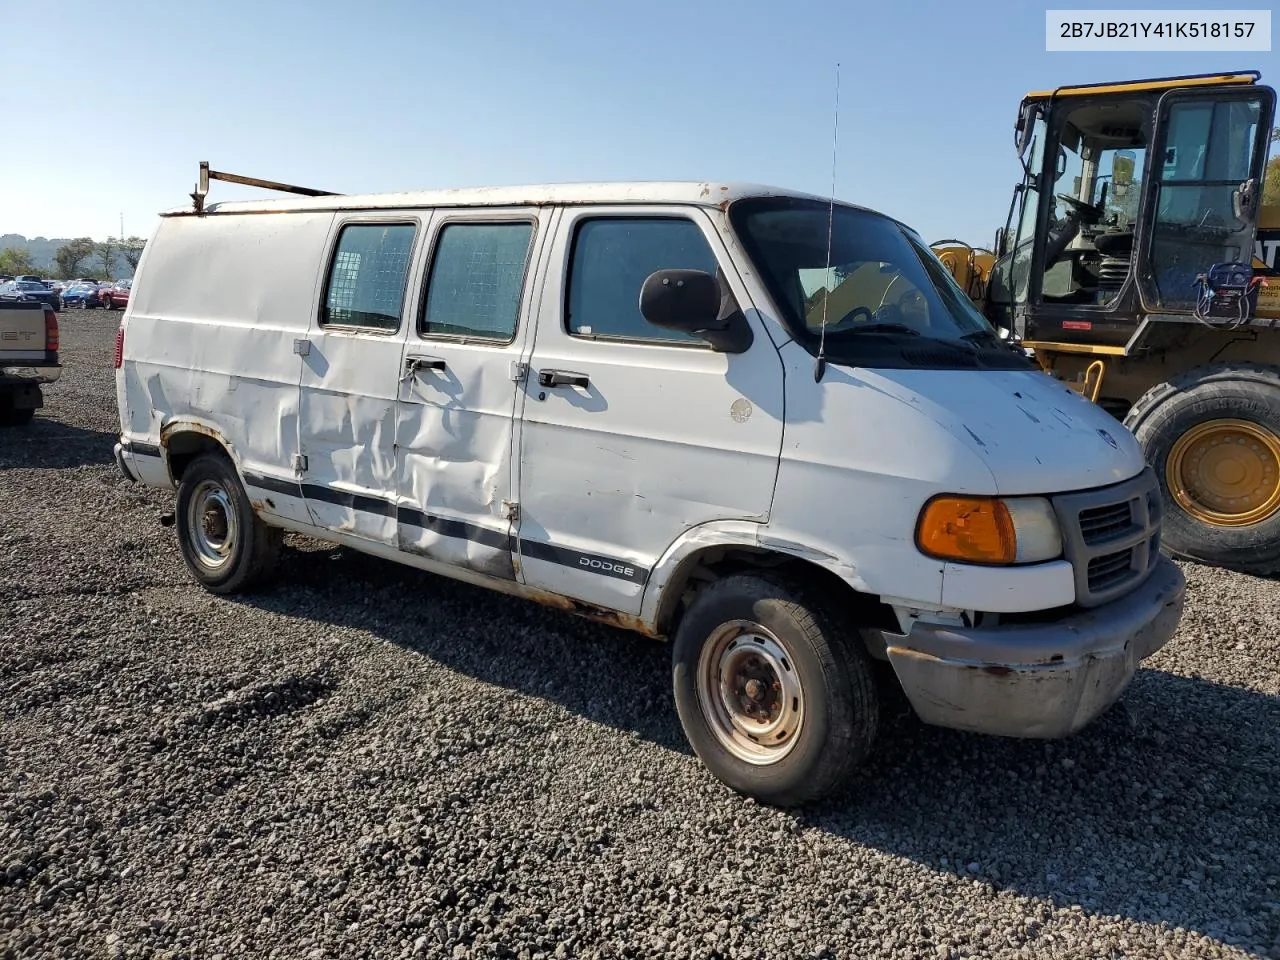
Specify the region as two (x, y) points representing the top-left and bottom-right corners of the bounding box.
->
(175, 453), (282, 594)
(672, 574), (878, 807)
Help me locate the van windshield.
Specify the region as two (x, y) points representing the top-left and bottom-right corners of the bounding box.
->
(729, 196), (1032, 371)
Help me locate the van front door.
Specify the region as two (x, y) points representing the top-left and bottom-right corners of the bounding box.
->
(297, 217), (421, 544)
(513, 208), (784, 615)
(393, 210), (548, 580)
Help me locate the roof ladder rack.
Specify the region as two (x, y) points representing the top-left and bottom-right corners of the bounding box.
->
(191, 161), (342, 212)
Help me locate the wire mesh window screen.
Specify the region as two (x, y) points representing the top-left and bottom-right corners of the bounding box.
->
(421, 222), (534, 340)
(566, 218), (717, 342)
(322, 223), (417, 330)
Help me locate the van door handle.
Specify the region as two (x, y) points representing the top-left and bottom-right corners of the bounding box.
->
(537, 369), (589, 388)
(405, 355), (447, 373)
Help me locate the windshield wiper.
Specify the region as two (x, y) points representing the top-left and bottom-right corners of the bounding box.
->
(959, 328), (1003, 347)
(839, 322), (922, 337)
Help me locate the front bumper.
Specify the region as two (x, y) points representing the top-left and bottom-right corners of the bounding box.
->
(875, 556), (1186, 738)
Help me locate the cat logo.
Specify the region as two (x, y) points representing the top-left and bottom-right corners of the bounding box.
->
(1255, 231), (1279, 274)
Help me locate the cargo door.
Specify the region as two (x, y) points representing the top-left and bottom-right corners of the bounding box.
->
(391, 208), (550, 580)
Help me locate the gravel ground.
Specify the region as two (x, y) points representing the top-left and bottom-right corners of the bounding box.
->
(1, 311), (1278, 960)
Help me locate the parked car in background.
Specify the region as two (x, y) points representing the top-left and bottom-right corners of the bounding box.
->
(59, 283), (102, 309)
(100, 279), (131, 310)
(0, 279), (62, 311)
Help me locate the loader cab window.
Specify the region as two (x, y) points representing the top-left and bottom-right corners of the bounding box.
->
(1147, 96), (1266, 309)
(1038, 98), (1150, 309)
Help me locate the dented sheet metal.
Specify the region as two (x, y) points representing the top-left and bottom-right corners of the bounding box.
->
(298, 372), (401, 542)
(120, 211), (334, 526)
(394, 351), (521, 579)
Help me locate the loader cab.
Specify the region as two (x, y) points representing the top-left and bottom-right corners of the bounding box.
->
(987, 72), (1275, 346)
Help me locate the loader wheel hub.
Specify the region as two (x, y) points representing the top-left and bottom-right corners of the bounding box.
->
(1167, 419), (1280, 527)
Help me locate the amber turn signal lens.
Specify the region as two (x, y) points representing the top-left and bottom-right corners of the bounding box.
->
(916, 496), (1017, 564)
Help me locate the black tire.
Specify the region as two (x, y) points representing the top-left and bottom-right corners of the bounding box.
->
(174, 453), (283, 594)
(671, 573), (879, 807)
(1125, 362), (1280, 576)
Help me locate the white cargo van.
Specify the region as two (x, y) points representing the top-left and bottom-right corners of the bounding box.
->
(114, 167), (1186, 806)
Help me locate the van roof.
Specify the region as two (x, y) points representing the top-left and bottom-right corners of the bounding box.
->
(166, 180), (860, 217)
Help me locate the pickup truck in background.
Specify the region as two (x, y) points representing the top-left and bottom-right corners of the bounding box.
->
(0, 301), (60, 426)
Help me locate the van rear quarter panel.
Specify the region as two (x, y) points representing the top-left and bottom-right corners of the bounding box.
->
(121, 211), (335, 519)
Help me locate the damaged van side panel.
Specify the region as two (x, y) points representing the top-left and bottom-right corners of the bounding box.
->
(120, 212), (335, 525)
(296, 214), (424, 544)
(392, 208), (552, 581)
(395, 358), (517, 578)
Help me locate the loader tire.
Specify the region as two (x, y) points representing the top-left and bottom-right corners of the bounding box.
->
(1125, 362), (1280, 577)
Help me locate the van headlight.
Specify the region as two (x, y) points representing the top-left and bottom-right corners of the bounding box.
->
(915, 495), (1063, 565)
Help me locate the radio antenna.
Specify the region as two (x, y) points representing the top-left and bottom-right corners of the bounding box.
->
(815, 62), (840, 383)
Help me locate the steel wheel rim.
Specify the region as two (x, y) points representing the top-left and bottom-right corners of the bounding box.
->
(1167, 418), (1280, 527)
(695, 619), (805, 766)
(187, 479), (238, 571)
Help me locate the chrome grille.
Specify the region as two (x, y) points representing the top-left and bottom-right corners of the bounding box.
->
(1052, 467), (1162, 608)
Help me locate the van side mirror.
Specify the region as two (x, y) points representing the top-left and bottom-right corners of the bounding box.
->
(639, 269), (754, 353)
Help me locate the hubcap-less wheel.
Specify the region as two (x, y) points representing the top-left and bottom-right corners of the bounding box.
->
(695, 620), (805, 765)
(186, 479), (239, 571)
(1167, 418), (1280, 527)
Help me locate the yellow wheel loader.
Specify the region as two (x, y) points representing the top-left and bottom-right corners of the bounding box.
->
(934, 70), (1280, 576)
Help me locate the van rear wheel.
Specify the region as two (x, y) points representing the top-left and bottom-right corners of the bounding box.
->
(671, 573), (879, 807)
(175, 453), (282, 594)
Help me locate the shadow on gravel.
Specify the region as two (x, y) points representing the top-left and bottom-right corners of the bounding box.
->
(0, 417), (117, 470)
(236, 539), (692, 755)
(804, 673), (1280, 951)
(238, 540), (1278, 951)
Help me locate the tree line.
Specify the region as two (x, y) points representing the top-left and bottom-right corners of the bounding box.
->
(0, 237), (146, 280)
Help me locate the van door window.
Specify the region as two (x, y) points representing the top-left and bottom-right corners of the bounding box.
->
(321, 223), (417, 331)
(566, 218), (718, 343)
(420, 222), (535, 341)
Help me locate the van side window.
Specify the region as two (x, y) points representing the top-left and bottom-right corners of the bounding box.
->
(321, 223), (417, 331)
(421, 222), (534, 341)
(566, 218), (718, 342)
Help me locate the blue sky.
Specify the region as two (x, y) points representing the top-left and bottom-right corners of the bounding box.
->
(1, 0), (1275, 244)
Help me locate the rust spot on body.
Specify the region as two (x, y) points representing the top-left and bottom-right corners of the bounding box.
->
(160, 421), (227, 447)
(523, 587), (658, 637)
